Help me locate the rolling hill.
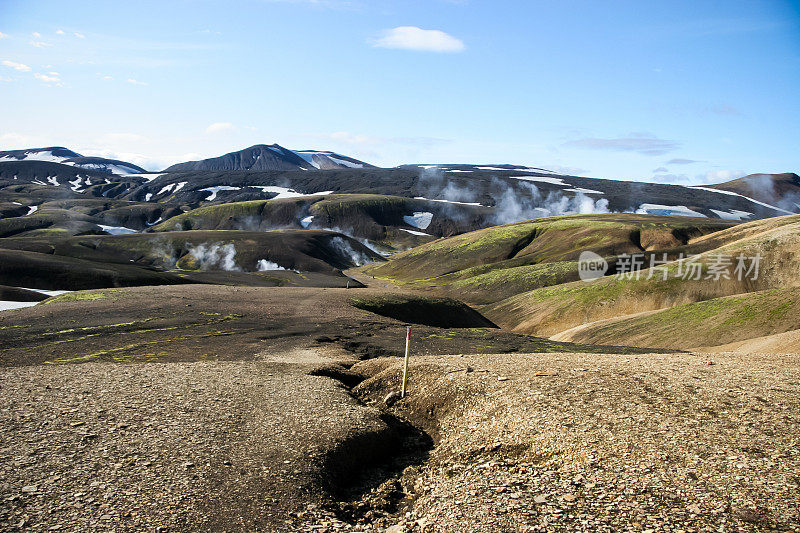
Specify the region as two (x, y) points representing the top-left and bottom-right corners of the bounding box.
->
(363, 212), (800, 351)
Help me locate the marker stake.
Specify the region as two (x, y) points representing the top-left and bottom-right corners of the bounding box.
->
(401, 326), (411, 398)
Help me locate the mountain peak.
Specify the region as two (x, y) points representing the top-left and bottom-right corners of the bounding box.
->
(164, 144), (374, 172)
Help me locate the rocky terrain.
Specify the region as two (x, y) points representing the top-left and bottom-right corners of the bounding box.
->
(1, 144), (799, 531)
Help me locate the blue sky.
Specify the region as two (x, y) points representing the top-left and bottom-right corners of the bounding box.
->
(0, 0), (798, 183)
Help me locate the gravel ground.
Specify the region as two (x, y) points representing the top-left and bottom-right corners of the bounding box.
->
(2, 306), (798, 532)
(353, 351), (800, 532)
(0, 359), (400, 532)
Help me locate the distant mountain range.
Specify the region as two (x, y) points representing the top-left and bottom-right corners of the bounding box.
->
(164, 144), (374, 172)
(0, 147), (147, 175)
(1, 143), (798, 232)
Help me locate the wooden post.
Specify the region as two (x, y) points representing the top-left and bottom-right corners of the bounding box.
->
(401, 326), (411, 398)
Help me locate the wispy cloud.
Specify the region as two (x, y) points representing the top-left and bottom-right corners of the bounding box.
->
(702, 169), (746, 183)
(34, 72), (61, 84)
(205, 122), (235, 134)
(563, 132), (680, 156)
(373, 26), (465, 53)
(545, 165), (589, 176)
(79, 148), (186, 172)
(652, 166), (669, 173)
(2, 60), (32, 72)
(126, 78), (147, 86)
(0, 32), (8, 40)
(56, 29), (65, 35)
(651, 173), (692, 184)
(29, 39), (52, 48)
(665, 158), (703, 165)
(74, 32), (85, 39)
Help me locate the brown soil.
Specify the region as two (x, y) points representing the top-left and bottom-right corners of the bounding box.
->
(351, 351), (800, 532)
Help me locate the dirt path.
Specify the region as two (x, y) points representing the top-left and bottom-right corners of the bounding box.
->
(0, 356), (404, 532)
(548, 309), (663, 342)
(344, 268), (402, 290)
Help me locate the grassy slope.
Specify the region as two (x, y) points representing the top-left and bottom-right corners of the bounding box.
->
(482, 214), (800, 337)
(363, 214), (736, 304)
(2, 230), (383, 275)
(552, 287), (800, 349)
(150, 193), (487, 250)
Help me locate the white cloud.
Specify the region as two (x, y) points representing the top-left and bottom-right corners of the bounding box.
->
(651, 173), (691, 184)
(2, 60), (32, 72)
(34, 72), (61, 84)
(29, 40), (52, 48)
(665, 158), (704, 165)
(56, 29), (65, 35)
(126, 78), (147, 85)
(0, 132), (46, 148)
(102, 75), (113, 80)
(373, 26), (465, 53)
(205, 122), (235, 134)
(74, 32), (85, 39)
(701, 169), (746, 183)
(0, 32), (8, 39)
(79, 148), (184, 172)
(563, 132), (680, 156)
(31, 32), (41, 38)
(545, 165), (589, 176)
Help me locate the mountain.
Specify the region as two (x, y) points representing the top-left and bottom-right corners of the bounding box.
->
(705, 172), (800, 212)
(164, 144), (374, 172)
(0, 147), (146, 174)
(125, 164), (799, 222)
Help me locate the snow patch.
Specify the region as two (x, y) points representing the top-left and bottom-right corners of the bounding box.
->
(26, 205), (38, 215)
(200, 185), (241, 201)
(300, 216), (314, 228)
(291, 151), (321, 169)
(688, 186), (794, 214)
(327, 155), (364, 169)
(509, 175), (569, 186)
(0, 301), (39, 312)
(413, 196), (483, 207)
(563, 187), (603, 195)
(403, 211), (433, 230)
(99, 225), (138, 235)
(400, 228), (431, 236)
(635, 204), (707, 218)
(709, 209), (753, 221)
(248, 186), (333, 199)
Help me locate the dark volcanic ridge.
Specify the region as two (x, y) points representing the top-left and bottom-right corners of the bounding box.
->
(164, 143), (375, 172)
(0, 147), (146, 175)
